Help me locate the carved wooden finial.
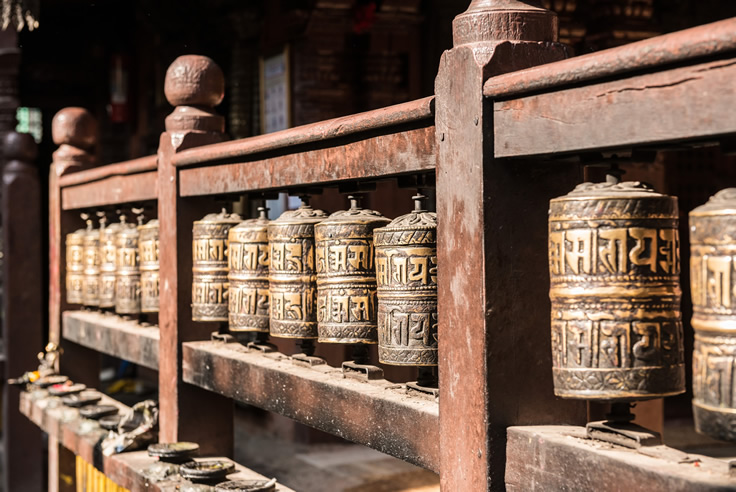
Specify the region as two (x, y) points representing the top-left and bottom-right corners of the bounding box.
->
(453, 0), (558, 47)
(164, 55), (225, 138)
(3, 131), (37, 163)
(51, 107), (97, 176)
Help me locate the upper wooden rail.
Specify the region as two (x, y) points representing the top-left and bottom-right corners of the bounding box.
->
(483, 17), (736, 99)
(173, 97), (434, 167)
(58, 154), (157, 187)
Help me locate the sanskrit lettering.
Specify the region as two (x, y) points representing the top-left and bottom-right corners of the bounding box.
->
(376, 247), (437, 287)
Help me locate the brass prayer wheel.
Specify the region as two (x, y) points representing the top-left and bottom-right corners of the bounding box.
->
(315, 196), (390, 344)
(115, 215), (141, 315)
(139, 219), (160, 313)
(548, 181), (685, 401)
(228, 207), (270, 333)
(65, 226), (86, 304)
(98, 217), (120, 309)
(374, 195), (437, 366)
(690, 189), (736, 441)
(268, 200), (327, 339)
(82, 216), (100, 307)
(192, 209), (242, 322)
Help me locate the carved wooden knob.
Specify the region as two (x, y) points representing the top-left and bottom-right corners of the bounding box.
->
(3, 131), (37, 162)
(165, 55), (224, 108)
(51, 108), (97, 150)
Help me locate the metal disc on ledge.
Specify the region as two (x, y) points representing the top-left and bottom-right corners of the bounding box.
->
(79, 404), (119, 420)
(47, 382), (86, 397)
(61, 390), (102, 408)
(33, 374), (68, 388)
(215, 479), (277, 492)
(179, 460), (235, 482)
(148, 442), (200, 463)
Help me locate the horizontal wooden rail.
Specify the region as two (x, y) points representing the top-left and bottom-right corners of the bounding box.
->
(61, 172), (157, 210)
(182, 340), (440, 471)
(62, 311), (159, 370)
(484, 17), (736, 99)
(59, 155), (157, 187)
(173, 97), (434, 167)
(20, 389), (291, 491)
(493, 55), (736, 158)
(506, 426), (734, 491)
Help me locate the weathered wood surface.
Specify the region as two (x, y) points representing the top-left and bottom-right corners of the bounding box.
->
(61, 170), (157, 210)
(182, 339), (440, 472)
(178, 124), (435, 196)
(62, 311), (159, 370)
(19, 390), (292, 492)
(58, 155), (157, 187)
(493, 56), (736, 158)
(506, 426), (736, 491)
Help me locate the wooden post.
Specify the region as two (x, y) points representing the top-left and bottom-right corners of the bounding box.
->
(2, 131), (43, 491)
(434, 1), (587, 490)
(158, 55), (234, 454)
(48, 108), (100, 492)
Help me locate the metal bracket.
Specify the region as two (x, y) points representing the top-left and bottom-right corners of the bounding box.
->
(291, 353), (326, 367)
(342, 361), (384, 381)
(586, 420), (661, 449)
(246, 341), (276, 353)
(210, 331), (236, 344)
(406, 381), (439, 399)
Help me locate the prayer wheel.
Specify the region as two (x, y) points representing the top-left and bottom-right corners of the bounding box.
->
(82, 216), (100, 307)
(228, 207), (270, 333)
(98, 217), (120, 309)
(690, 188), (736, 441)
(268, 200), (327, 339)
(139, 219), (160, 313)
(548, 181), (685, 401)
(374, 194), (437, 366)
(115, 215), (141, 315)
(315, 196), (390, 344)
(192, 209), (242, 322)
(66, 225), (86, 305)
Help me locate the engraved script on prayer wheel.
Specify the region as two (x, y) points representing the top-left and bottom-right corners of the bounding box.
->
(192, 209), (242, 322)
(139, 219), (160, 313)
(66, 226), (86, 304)
(374, 195), (437, 365)
(548, 181), (685, 401)
(99, 217), (120, 308)
(268, 202), (327, 339)
(690, 188), (736, 441)
(315, 196), (390, 344)
(115, 215), (141, 315)
(228, 208), (270, 333)
(82, 217), (100, 307)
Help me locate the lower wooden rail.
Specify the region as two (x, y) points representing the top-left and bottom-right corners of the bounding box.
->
(506, 426), (735, 491)
(182, 339), (440, 471)
(20, 389), (292, 491)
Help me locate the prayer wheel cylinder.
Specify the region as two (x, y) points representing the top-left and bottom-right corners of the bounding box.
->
(65, 227), (86, 304)
(82, 219), (100, 307)
(115, 216), (141, 315)
(99, 219), (120, 308)
(192, 209), (242, 322)
(268, 202), (327, 339)
(228, 208), (270, 333)
(374, 195), (437, 365)
(690, 189), (736, 441)
(315, 196), (390, 344)
(139, 219), (160, 313)
(548, 181), (685, 401)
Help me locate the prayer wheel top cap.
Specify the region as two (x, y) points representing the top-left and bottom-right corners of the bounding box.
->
(318, 195), (390, 226)
(553, 181), (666, 201)
(271, 203), (327, 225)
(378, 194), (436, 231)
(165, 55), (225, 108)
(231, 207), (270, 231)
(690, 188), (736, 217)
(117, 214), (139, 234)
(194, 208), (242, 226)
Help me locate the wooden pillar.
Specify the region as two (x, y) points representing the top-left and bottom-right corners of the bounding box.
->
(48, 108), (100, 492)
(158, 55), (234, 455)
(2, 131), (43, 491)
(434, 1), (586, 490)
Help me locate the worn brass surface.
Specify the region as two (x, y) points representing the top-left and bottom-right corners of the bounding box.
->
(82, 218), (100, 307)
(690, 188), (736, 441)
(65, 227), (85, 304)
(139, 219), (159, 313)
(228, 208), (270, 333)
(192, 209), (242, 322)
(268, 202), (327, 339)
(115, 216), (140, 315)
(315, 197), (390, 344)
(98, 218), (120, 308)
(548, 181), (685, 401)
(374, 195), (437, 365)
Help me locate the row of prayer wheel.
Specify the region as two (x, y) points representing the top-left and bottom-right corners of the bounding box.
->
(66, 213), (159, 315)
(192, 195), (438, 367)
(548, 181), (736, 442)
